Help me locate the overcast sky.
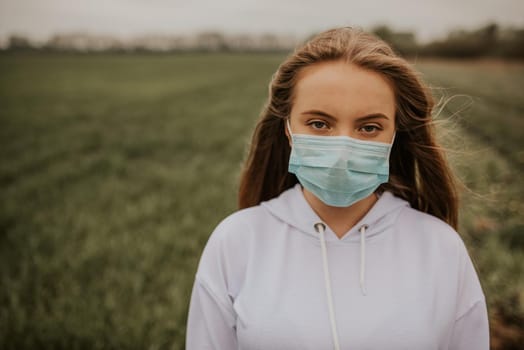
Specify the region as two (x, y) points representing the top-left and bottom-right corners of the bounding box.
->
(1, 0), (523, 44)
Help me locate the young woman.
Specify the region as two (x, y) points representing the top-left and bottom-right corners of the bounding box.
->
(186, 27), (489, 349)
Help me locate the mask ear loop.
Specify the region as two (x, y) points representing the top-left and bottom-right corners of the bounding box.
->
(286, 118), (294, 145)
(386, 131), (396, 159)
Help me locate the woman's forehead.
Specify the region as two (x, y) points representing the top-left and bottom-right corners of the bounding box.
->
(293, 60), (396, 119)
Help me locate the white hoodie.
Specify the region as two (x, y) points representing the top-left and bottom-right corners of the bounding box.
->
(186, 184), (489, 349)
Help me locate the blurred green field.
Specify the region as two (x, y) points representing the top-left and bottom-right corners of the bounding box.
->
(1, 53), (523, 349)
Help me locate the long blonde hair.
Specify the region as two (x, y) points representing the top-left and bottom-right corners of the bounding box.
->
(238, 27), (459, 229)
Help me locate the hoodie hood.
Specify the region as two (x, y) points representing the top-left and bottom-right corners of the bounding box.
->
(261, 184), (410, 349)
(261, 183), (410, 244)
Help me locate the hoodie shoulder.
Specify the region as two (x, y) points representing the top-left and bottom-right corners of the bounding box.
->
(207, 205), (270, 244)
(396, 207), (486, 315)
(396, 206), (465, 253)
(194, 206), (270, 298)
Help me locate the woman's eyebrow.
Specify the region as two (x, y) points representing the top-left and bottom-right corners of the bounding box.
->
(301, 109), (389, 121)
(301, 109), (337, 121)
(355, 114), (389, 122)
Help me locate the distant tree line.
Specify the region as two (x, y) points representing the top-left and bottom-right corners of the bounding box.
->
(3, 23), (523, 59)
(2, 32), (298, 54)
(371, 23), (524, 59)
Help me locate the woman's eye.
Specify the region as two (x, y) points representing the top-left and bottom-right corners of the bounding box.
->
(360, 125), (381, 133)
(309, 121), (328, 130)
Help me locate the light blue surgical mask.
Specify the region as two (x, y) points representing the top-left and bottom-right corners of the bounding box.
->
(287, 120), (395, 207)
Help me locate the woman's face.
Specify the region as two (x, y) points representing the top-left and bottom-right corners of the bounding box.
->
(287, 60), (396, 144)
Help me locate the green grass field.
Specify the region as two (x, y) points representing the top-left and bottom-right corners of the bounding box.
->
(1, 53), (523, 349)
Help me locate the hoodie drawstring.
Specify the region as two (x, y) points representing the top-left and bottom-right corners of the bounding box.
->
(314, 222), (369, 350)
(314, 222), (341, 350)
(359, 224), (368, 296)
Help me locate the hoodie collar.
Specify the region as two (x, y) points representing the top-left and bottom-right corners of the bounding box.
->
(261, 183), (410, 243)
